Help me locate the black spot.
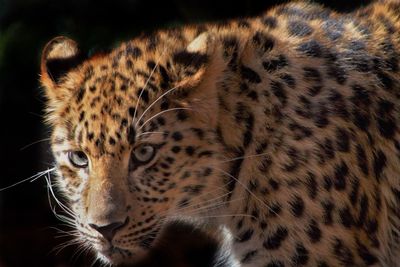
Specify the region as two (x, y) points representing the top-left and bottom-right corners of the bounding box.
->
(173, 51), (208, 70)
(87, 132), (94, 141)
(333, 238), (354, 265)
(120, 84), (128, 91)
(353, 109), (370, 132)
(177, 198), (190, 208)
(234, 103), (254, 148)
(376, 71), (394, 91)
(322, 19), (344, 40)
(356, 145), (369, 175)
(76, 86), (86, 103)
(320, 138), (335, 159)
(271, 80), (287, 105)
(262, 16), (277, 28)
(290, 196), (304, 217)
(366, 218), (378, 235)
(236, 229), (254, 243)
(201, 167), (212, 177)
(157, 117), (166, 126)
(269, 179), (279, 190)
(357, 239), (378, 265)
(266, 261), (284, 267)
(307, 219), (321, 243)
(317, 261), (330, 267)
(288, 20), (313, 37)
(240, 65), (261, 83)
(171, 146), (181, 153)
(89, 85), (96, 92)
(171, 132), (183, 141)
(352, 84), (370, 106)
(314, 105), (329, 128)
(334, 161), (348, 190)
(79, 111), (85, 122)
(308, 85), (322, 97)
(269, 203), (281, 217)
(240, 250), (257, 264)
(176, 110), (188, 121)
(323, 175), (332, 191)
(303, 67), (321, 83)
(322, 200), (334, 225)
(185, 146), (195, 156)
(357, 194), (369, 226)
(128, 107), (136, 117)
(247, 90), (258, 101)
(339, 205), (354, 228)
(182, 185), (204, 195)
(305, 172), (318, 199)
(191, 128), (204, 139)
(128, 127), (136, 144)
(243, 113), (254, 148)
(198, 150), (213, 157)
(238, 20), (250, 28)
(377, 99), (396, 139)
(373, 150), (386, 181)
(328, 90), (348, 118)
(153, 94), (166, 108)
(263, 227), (288, 250)
(292, 243), (309, 265)
(109, 137), (116, 145)
(136, 88), (149, 103)
(226, 149), (244, 201)
(349, 178), (360, 206)
(280, 74), (296, 89)
(336, 128), (350, 152)
(252, 32), (275, 52)
(297, 40), (323, 57)
(262, 55), (288, 72)
(126, 44), (142, 58)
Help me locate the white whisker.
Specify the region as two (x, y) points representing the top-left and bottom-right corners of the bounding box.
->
(19, 137), (51, 151)
(132, 47), (167, 125)
(215, 167), (282, 219)
(0, 167), (56, 192)
(219, 152), (270, 163)
(138, 107), (193, 132)
(135, 85), (181, 128)
(136, 131), (166, 138)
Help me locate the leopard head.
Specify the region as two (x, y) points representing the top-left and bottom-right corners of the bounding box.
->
(40, 31), (232, 264)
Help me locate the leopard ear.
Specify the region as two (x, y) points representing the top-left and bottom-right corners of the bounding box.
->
(171, 32), (223, 126)
(172, 32), (213, 89)
(40, 36), (84, 98)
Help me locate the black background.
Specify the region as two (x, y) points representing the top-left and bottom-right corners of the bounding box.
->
(0, 0), (371, 266)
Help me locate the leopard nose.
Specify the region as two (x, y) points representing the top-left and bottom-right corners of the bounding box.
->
(89, 218), (128, 242)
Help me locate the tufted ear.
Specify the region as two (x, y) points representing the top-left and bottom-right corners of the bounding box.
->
(40, 36), (85, 100)
(171, 32), (224, 126)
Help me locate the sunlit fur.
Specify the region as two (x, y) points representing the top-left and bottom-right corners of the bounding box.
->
(40, 1), (400, 266)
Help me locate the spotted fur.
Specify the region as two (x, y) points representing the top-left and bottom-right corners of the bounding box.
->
(40, 1), (400, 266)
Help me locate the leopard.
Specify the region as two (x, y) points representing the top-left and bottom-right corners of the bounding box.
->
(39, 0), (400, 266)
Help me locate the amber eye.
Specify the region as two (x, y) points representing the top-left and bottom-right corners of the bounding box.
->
(68, 151), (89, 168)
(132, 144), (156, 165)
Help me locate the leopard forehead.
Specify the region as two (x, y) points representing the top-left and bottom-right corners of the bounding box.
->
(50, 42), (188, 154)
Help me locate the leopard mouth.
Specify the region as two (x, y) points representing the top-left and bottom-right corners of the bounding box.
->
(95, 226), (162, 265)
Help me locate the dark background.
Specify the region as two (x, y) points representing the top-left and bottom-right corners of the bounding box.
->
(0, 0), (371, 266)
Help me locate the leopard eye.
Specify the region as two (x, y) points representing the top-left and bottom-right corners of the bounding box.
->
(132, 144), (156, 165)
(68, 151), (89, 168)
